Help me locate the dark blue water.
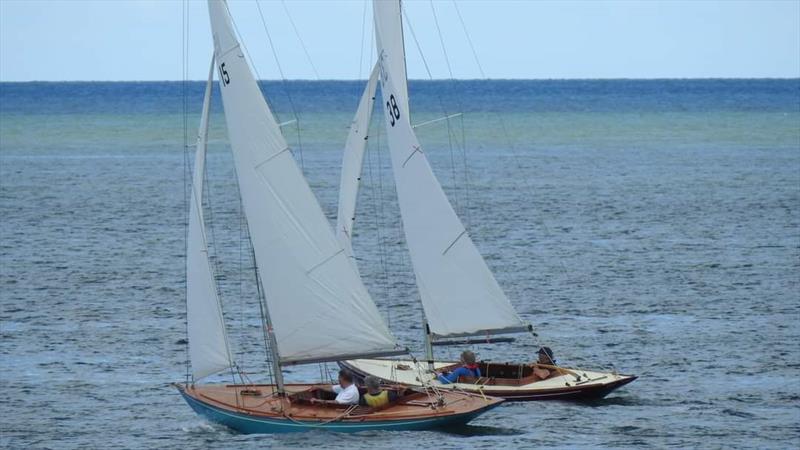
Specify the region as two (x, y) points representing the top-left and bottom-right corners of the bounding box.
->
(1, 80), (799, 448)
(2, 79), (798, 115)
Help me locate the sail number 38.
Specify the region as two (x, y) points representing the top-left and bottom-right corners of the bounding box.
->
(386, 94), (400, 126)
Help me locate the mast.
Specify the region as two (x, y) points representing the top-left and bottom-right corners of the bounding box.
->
(207, 0), (403, 371)
(423, 319), (434, 371)
(249, 242), (285, 393)
(372, 0), (530, 343)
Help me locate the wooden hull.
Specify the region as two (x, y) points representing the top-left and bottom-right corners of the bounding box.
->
(340, 359), (637, 402)
(175, 383), (503, 433)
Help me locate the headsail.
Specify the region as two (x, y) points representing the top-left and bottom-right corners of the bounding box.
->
(207, 0), (401, 365)
(187, 56), (234, 380)
(373, 0), (528, 338)
(336, 63), (380, 258)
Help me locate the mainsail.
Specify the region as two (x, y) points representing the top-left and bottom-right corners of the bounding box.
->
(336, 63), (380, 259)
(186, 57), (233, 380)
(207, 0), (401, 365)
(373, 0), (528, 338)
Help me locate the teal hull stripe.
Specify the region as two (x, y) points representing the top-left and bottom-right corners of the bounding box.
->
(179, 390), (497, 434)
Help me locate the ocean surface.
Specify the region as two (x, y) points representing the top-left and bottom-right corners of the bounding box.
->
(1, 79), (798, 449)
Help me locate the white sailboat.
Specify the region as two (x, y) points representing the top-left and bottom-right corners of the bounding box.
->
(339, 0), (636, 401)
(174, 0), (503, 433)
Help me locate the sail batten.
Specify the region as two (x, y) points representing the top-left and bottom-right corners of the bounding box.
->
(373, 0), (528, 338)
(186, 56), (234, 381)
(207, 0), (400, 365)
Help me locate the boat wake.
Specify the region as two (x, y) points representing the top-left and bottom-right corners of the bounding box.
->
(180, 421), (231, 436)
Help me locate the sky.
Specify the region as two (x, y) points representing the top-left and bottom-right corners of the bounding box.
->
(1, 0), (799, 81)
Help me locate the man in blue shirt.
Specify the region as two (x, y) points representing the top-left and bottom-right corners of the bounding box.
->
(437, 350), (481, 384)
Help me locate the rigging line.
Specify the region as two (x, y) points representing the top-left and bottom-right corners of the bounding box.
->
(368, 6), (375, 71)
(195, 73), (237, 374)
(451, 0), (567, 275)
(200, 132), (236, 368)
(451, 1), (573, 364)
(238, 186), (246, 374)
(365, 115), (391, 326)
(225, 1), (303, 175)
(451, 0), (485, 78)
(357, 0), (368, 80)
(429, 0), (472, 229)
(253, 0), (306, 173)
(225, 0), (303, 175)
(249, 235), (275, 385)
(401, 9), (464, 222)
(202, 146), (223, 299)
(182, 0), (191, 385)
(370, 5), (402, 328)
(376, 111), (405, 332)
(375, 119), (393, 329)
(377, 97), (412, 337)
(221, 96), (273, 381)
(224, 2), (272, 118)
(280, 0), (320, 80)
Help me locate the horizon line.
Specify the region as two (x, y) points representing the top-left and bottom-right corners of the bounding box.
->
(1, 76), (799, 83)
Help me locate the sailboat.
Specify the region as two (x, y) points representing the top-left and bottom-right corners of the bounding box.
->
(173, 0), (503, 433)
(338, 0), (636, 401)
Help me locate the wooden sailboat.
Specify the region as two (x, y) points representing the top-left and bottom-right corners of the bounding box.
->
(174, 0), (503, 433)
(339, 0), (636, 401)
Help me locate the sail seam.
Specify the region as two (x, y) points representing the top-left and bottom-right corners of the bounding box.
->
(442, 229), (467, 255)
(402, 145), (423, 168)
(306, 249), (345, 275)
(255, 146), (291, 170)
(218, 43), (242, 60)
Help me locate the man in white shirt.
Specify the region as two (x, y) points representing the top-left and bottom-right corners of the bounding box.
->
(311, 370), (360, 405)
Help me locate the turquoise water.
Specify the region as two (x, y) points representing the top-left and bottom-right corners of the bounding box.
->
(1, 80), (799, 448)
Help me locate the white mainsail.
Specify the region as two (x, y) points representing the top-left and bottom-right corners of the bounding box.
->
(336, 63), (380, 259)
(373, 0), (528, 338)
(208, 0), (401, 364)
(187, 57), (233, 380)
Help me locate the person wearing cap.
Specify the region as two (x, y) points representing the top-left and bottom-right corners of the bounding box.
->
(437, 350), (482, 384)
(533, 346), (556, 380)
(360, 376), (397, 408)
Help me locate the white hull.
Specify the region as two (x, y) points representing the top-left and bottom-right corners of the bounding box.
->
(341, 359), (636, 401)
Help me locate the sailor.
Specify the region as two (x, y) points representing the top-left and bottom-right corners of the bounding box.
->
(437, 350), (481, 384)
(533, 346), (556, 380)
(360, 376), (397, 408)
(312, 369), (359, 405)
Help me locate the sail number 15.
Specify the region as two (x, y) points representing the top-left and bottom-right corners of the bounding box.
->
(218, 63), (230, 86)
(386, 94), (400, 126)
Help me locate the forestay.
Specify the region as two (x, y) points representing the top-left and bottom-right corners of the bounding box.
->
(373, 0), (528, 338)
(207, 0), (401, 364)
(187, 57), (233, 380)
(336, 63), (380, 260)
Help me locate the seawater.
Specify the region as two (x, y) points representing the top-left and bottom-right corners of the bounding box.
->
(1, 80), (799, 449)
